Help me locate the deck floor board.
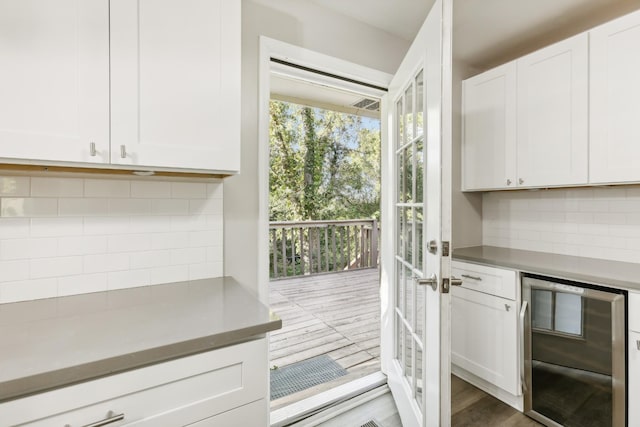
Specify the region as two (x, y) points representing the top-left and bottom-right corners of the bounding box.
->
(269, 268), (381, 409)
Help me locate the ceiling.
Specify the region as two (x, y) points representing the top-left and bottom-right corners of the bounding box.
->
(300, 0), (640, 70)
(266, 0), (640, 112)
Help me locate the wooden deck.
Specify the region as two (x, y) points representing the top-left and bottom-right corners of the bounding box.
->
(269, 268), (381, 409)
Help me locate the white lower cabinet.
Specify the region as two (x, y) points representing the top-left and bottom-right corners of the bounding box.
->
(2, 338), (268, 427)
(451, 261), (522, 409)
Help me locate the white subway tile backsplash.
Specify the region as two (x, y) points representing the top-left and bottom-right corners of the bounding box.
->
(84, 217), (131, 235)
(151, 199), (189, 216)
(84, 179), (131, 198)
(108, 234), (151, 253)
(30, 256), (83, 279)
(171, 247), (206, 265)
(84, 253), (130, 274)
(0, 176), (223, 303)
(108, 199), (152, 216)
(59, 198), (108, 217)
(0, 218), (29, 239)
(58, 273), (108, 296)
(0, 176), (30, 196)
(483, 187), (640, 264)
(150, 265), (189, 285)
(31, 177), (83, 197)
(189, 199), (223, 215)
(58, 236), (107, 256)
(107, 270), (150, 290)
(1, 198), (58, 217)
(130, 250), (171, 269)
(1, 238), (58, 260)
(0, 260), (29, 283)
(131, 181), (171, 198)
(0, 279), (57, 303)
(189, 262), (223, 280)
(31, 218), (83, 237)
(171, 182), (207, 199)
(151, 232), (189, 249)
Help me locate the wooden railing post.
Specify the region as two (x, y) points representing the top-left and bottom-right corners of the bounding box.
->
(371, 219), (379, 267)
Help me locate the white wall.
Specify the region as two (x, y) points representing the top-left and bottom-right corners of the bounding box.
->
(224, 0), (410, 296)
(483, 186), (640, 263)
(0, 175), (223, 303)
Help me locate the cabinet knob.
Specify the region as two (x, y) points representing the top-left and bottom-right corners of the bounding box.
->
(506, 179), (512, 186)
(89, 142), (97, 157)
(505, 304), (511, 312)
(120, 145), (127, 159)
(637, 340), (640, 351)
(518, 178), (524, 185)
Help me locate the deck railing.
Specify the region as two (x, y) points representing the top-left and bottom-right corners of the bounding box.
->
(269, 219), (379, 279)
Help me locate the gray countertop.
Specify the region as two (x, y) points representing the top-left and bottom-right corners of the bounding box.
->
(0, 277), (281, 403)
(453, 246), (640, 293)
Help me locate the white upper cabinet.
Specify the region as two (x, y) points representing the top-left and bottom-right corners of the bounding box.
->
(0, 0), (110, 165)
(590, 10), (640, 184)
(0, 0), (239, 174)
(462, 62), (517, 191)
(110, 0), (240, 173)
(516, 34), (589, 187)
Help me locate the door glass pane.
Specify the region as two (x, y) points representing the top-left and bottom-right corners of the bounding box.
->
(405, 84), (414, 142)
(416, 282), (425, 343)
(404, 145), (413, 203)
(404, 264), (414, 327)
(416, 139), (424, 203)
(396, 260), (405, 315)
(405, 208), (413, 262)
(404, 325), (413, 382)
(416, 342), (423, 409)
(416, 70), (424, 137)
(397, 206), (404, 260)
(397, 98), (404, 148)
(397, 151), (404, 203)
(396, 312), (403, 362)
(415, 208), (424, 271)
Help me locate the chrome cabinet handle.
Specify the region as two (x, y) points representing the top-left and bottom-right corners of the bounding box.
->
(461, 274), (482, 281)
(416, 274), (438, 291)
(82, 411), (124, 427)
(505, 304), (511, 312)
(120, 145), (127, 159)
(637, 340), (640, 351)
(519, 178), (524, 185)
(89, 142), (97, 157)
(65, 411), (125, 427)
(520, 301), (528, 394)
(506, 179), (512, 186)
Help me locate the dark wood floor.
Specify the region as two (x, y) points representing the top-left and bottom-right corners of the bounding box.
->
(452, 375), (542, 427)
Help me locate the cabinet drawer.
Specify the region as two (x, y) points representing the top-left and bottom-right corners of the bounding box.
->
(3, 338), (267, 427)
(452, 260), (517, 300)
(630, 292), (640, 332)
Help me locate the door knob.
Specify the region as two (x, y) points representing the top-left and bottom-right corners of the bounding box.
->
(416, 274), (438, 291)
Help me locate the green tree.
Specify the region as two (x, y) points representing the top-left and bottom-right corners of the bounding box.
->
(269, 100), (380, 221)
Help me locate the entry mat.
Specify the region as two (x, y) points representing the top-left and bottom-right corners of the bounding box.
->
(270, 354), (347, 400)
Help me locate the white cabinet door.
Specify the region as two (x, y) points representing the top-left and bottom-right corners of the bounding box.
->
(110, 0), (240, 173)
(451, 286), (519, 395)
(516, 33), (588, 187)
(630, 331), (640, 427)
(0, 0), (110, 164)
(462, 62), (516, 190)
(186, 399), (266, 427)
(590, 10), (640, 184)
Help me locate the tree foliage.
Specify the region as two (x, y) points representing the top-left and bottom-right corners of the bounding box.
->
(269, 100), (380, 221)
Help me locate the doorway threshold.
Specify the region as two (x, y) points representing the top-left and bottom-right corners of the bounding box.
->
(270, 371), (387, 427)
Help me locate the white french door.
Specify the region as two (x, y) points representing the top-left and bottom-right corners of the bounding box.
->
(381, 0), (452, 425)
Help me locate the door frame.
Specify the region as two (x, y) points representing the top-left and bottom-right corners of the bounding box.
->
(257, 37), (393, 425)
